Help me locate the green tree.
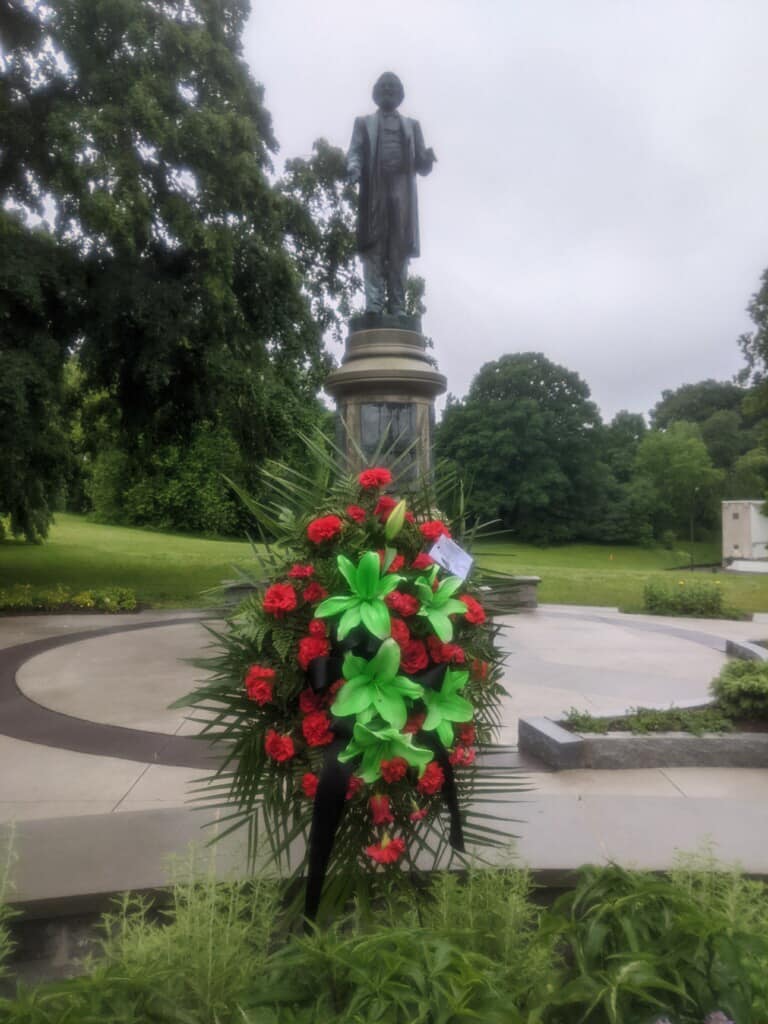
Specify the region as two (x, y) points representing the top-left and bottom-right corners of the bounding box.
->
(435, 353), (608, 543)
(634, 422), (724, 541)
(2, 0), (332, 534)
(650, 379), (748, 429)
(602, 410), (647, 484)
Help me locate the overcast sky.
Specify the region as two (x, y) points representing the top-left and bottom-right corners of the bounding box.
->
(245, 1), (768, 422)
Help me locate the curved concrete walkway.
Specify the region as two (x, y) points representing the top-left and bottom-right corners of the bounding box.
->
(1, 606), (767, 909)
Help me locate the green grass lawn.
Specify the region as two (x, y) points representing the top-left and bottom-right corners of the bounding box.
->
(2, 513), (768, 613)
(0, 513), (257, 608)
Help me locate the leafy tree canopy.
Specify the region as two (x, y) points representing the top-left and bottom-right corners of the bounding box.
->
(650, 379), (750, 430)
(435, 353), (608, 543)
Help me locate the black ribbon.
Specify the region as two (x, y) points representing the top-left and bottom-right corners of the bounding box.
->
(303, 640), (465, 922)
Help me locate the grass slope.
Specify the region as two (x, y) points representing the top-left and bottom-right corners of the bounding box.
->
(2, 515), (767, 613)
(0, 514), (256, 608)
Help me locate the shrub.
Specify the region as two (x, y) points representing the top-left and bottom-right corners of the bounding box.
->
(643, 576), (727, 617)
(0, 584), (138, 614)
(711, 659), (768, 720)
(562, 704), (733, 735)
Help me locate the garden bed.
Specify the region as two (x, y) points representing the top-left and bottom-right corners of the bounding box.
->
(518, 713), (768, 769)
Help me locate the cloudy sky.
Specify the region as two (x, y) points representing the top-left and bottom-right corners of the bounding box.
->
(245, 1), (768, 422)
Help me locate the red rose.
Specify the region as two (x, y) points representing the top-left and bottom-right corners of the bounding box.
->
(288, 564), (314, 579)
(303, 581), (328, 603)
(460, 594), (486, 624)
(390, 617), (410, 646)
(369, 794), (394, 825)
(380, 757), (408, 783)
(302, 710), (334, 747)
(409, 806), (428, 822)
(358, 467), (393, 489)
(374, 495), (398, 522)
(299, 687), (324, 714)
(385, 591), (419, 618)
(400, 639), (428, 674)
(457, 722), (476, 746)
(263, 583), (297, 618)
(411, 552), (434, 570)
(365, 836), (406, 864)
(301, 772), (319, 798)
(419, 520), (451, 541)
(346, 775), (363, 800)
(244, 665), (275, 705)
(297, 635), (330, 671)
(265, 729), (295, 763)
(449, 745), (476, 767)
(427, 636), (465, 665)
(308, 619), (326, 637)
(403, 711), (426, 734)
(307, 515), (343, 544)
(416, 761), (445, 795)
(346, 504), (367, 523)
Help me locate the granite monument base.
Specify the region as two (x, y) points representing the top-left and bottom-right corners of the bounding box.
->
(324, 315), (447, 482)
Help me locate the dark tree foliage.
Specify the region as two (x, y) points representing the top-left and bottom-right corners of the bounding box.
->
(650, 379), (749, 430)
(602, 411), (647, 484)
(1, 0), (329, 535)
(435, 353), (609, 544)
(0, 214), (80, 540)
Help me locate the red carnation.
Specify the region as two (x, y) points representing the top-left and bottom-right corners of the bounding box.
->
(307, 515), (343, 544)
(410, 806), (428, 822)
(411, 552), (434, 570)
(288, 564), (314, 579)
(427, 636), (465, 665)
(299, 687), (324, 714)
(346, 504), (367, 524)
(377, 549), (405, 573)
(365, 836), (406, 864)
(369, 794), (394, 825)
(457, 722), (476, 746)
(385, 591), (419, 618)
(416, 761), (445, 795)
(460, 594), (486, 624)
(346, 775), (363, 800)
(244, 665), (275, 705)
(374, 495), (398, 522)
(302, 710), (334, 747)
(263, 583), (297, 618)
(390, 617), (410, 646)
(449, 745), (476, 767)
(400, 639), (428, 674)
(358, 467), (393, 489)
(471, 659), (489, 682)
(308, 619), (326, 637)
(403, 711), (426, 734)
(301, 772), (319, 798)
(303, 581), (328, 604)
(298, 635), (330, 671)
(405, 511), (416, 524)
(328, 678), (346, 698)
(265, 729), (295, 763)
(380, 757), (408, 783)
(419, 520), (451, 542)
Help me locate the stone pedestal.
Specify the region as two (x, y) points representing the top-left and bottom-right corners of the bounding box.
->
(324, 314), (447, 481)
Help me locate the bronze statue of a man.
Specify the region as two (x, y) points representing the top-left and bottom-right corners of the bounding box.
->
(346, 72), (436, 318)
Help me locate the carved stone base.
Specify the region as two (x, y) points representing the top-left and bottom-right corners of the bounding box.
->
(324, 320), (447, 482)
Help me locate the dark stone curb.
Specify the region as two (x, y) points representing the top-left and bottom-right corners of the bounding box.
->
(0, 616), (221, 769)
(519, 715), (768, 769)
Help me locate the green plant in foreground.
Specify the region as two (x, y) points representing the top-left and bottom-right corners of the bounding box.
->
(0, 825), (18, 980)
(711, 658), (768, 720)
(642, 577), (735, 619)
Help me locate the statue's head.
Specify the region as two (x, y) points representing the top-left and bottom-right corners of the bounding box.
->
(373, 72), (404, 112)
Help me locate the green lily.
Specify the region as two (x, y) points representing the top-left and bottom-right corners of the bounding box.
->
(332, 639), (424, 729)
(315, 550), (402, 640)
(421, 668), (473, 747)
(414, 566), (466, 642)
(384, 499), (407, 541)
(338, 721), (434, 783)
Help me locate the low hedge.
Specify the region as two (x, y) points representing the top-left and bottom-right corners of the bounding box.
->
(0, 584), (138, 614)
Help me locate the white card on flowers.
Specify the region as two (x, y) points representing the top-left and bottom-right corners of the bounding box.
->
(428, 536), (473, 580)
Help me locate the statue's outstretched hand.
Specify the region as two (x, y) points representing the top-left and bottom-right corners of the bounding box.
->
(425, 148), (437, 164)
